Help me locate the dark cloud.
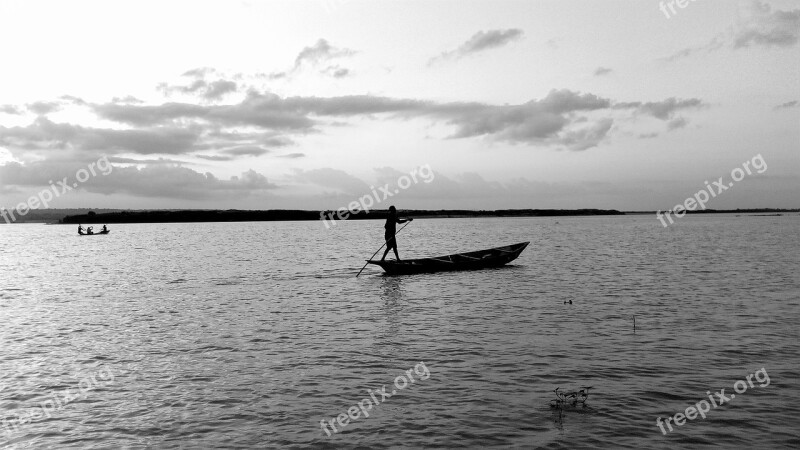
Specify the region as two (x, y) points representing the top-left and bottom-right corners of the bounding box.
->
(733, 1), (800, 48)
(774, 100), (798, 110)
(93, 94), (313, 130)
(0, 117), (200, 155)
(594, 67), (612, 76)
(666, 1), (799, 60)
(2, 88), (706, 158)
(434, 89), (613, 149)
(431, 28), (524, 64)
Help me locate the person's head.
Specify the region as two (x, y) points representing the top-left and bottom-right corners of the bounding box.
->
(389, 205), (396, 213)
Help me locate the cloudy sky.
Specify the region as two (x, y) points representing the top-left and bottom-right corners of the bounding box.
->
(0, 0), (798, 211)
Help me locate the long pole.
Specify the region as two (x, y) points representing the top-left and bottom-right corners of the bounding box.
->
(356, 221), (411, 277)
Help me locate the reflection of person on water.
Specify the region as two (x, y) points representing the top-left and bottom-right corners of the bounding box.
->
(78, 225), (84, 234)
(381, 205), (412, 261)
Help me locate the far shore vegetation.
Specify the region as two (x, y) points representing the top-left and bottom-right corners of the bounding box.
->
(1, 207), (798, 224)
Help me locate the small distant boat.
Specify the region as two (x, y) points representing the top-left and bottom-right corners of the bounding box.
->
(78, 229), (110, 236)
(367, 242), (529, 275)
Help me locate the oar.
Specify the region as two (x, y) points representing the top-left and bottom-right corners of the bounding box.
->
(356, 221), (412, 277)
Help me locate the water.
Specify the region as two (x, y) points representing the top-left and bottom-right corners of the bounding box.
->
(1, 215), (799, 449)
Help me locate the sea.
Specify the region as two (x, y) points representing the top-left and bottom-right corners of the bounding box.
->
(1, 214), (799, 449)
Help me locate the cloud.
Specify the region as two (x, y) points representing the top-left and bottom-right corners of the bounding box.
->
(158, 67), (240, 101)
(295, 38), (355, 68)
(87, 165), (278, 199)
(291, 167), (370, 196)
(774, 100), (798, 110)
(109, 96), (142, 105)
(277, 152), (305, 159)
(1, 88), (706, 159)
(560, 118), (614, 151)
(434, 89), (614, 149)
(666, 1), (799, 60)
(196, 154), (234, 161)
(1, 105), (22, 115)
(321, 65), (351, 78)
(93, 93), (315, 130)
(667, 117), (688, 131)
(594, 67), (613, 76)
(270, 39), (355, 79)
(733, 1), (800, 48)
(203, 80), (239, 100)
(109, 156), (189, 165)
(222, 145), (271, 157)
(0, 117), (201, 155)
(182, 67), (216, 78)
(618, 97), (706, 120)
(431, 28), (524, 64)
(0, 159), (276, 200)
(27, 101), (62, 115)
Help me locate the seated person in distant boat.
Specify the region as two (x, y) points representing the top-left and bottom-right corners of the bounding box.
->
(101, 225), (108, 232)
(78, 225), (84, 234)
(381, 205), (412, 261)
(87, 226), (94, 235)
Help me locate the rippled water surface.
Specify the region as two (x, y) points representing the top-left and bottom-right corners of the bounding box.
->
(1, 215), (799, 449)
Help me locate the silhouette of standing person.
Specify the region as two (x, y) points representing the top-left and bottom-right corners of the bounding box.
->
(381, 206), (412, 261)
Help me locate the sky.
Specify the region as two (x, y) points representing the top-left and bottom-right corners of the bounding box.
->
(0, 0), (798, 212)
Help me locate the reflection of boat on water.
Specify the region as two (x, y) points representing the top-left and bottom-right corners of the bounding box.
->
(367, 242), (529, 275)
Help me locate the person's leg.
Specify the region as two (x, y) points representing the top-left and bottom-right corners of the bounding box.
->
(381, 247), (391, 261)
(393, 248), (400, 261)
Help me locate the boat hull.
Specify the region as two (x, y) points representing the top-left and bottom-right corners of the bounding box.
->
(78, 230), (110, 235)
(367, 242), (529, 275)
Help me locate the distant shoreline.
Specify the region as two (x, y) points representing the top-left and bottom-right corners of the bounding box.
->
(56, 207), (800, 224)
(58, 208), (626, 224)
(0, 208), (796, 224)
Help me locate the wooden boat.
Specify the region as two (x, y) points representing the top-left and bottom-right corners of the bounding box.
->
(367, 242), (529, 275)
(78, 229), (110, 235)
